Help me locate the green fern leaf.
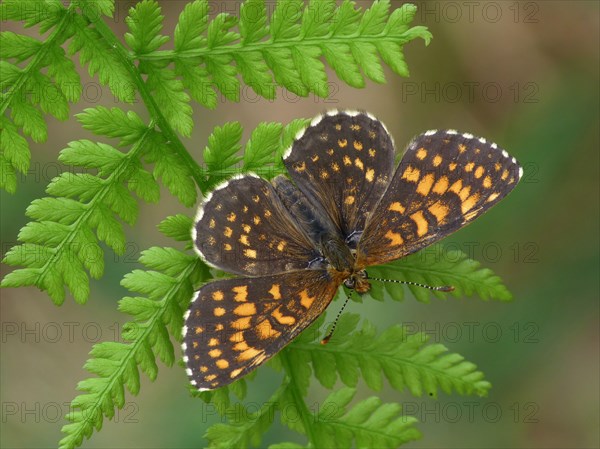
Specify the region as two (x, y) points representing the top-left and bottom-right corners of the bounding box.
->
(76, 106), (146, 146)
(145, 0), (431, 105)
(369, 244), (513, 302)
(203, 122), (243, 187)
(59, 218), (206, 449)
(290, 313), (492, 397)
(314, 388), (421, 448)
(240, 0), (269, 44)
(242, 122), (284, 173)
(1, 109), (164, 304)
(204, 384), (285, 449)
(126, 0), (193, 136)
(79, 0), (115, 18)
(157, 214), (194, 242)
(69, 15), (135, 102)
(124, 0), (170, 54)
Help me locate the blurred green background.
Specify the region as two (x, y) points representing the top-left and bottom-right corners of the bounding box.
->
(1, 1), (598, 448)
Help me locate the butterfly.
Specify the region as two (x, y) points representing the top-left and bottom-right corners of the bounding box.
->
(182, 110), (522, 390)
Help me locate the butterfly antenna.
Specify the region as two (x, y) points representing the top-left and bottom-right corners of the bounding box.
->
(321, 291), (352, 345)
(369, 276), (454, 292)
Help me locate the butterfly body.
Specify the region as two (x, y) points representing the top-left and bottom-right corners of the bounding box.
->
(183, 110), (522, 390)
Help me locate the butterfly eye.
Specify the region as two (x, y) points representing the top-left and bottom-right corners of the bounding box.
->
(344, 277), (356, 289)
(358, 269), (368, 279)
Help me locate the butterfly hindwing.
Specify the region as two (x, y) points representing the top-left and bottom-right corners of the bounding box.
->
(283, 111), (395, 241)
(193, 175), (319, 276)
(357, 130), (523, 266)
(182, 269), (342, 390)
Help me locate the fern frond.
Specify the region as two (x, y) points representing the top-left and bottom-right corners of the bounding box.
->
(313, 387), (421, 448)
(136, 0), (431, 107)
(2, 105), (200, 304)
(59, 215), (207, 449)
(202, 118), (311, 189)
(0, 0), (135, 194)
(0, 2), (74, 193)
(368, 244), (513, 302)
(204, 381), (288, 449)
(290, 313), (492, 397)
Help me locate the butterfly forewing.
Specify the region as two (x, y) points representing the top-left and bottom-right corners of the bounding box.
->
(357, 130), (523, 267)
(182, 269), (342, 390)
(193, 175), (319, 276)
(283, 111), (395, 240)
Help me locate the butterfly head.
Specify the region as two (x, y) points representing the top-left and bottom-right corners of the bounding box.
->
(343, 269), (370, 294)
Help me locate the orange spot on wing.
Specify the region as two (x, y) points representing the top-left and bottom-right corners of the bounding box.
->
(401, 165), (420, 183)
(416, 147), (427, 160)
(474, 166), (485, 179)
(233, 285), (247, 302)
(389, 202), (406, 213)
(256, 319), (281, 339)
(272, 307), (296, 325)
(384, 230), (404, 246)
(433, 155), (443, 167)
(216, 359), (229, 369)
(300, 289), (316, 309)
(483, 175), (493, 188)
(212, 291), (224, 301)
(238, 347), (262, 361)
(269, 284), (282, 300)
(432, 176), (449, 194)
(214, 307), (226, 317)
(232, 317), (251, 330)
(428, 202), (450, 224)
(449, 179), (463, 194)
(459, 186), (471, 201)
(416, 173), (435, 196)
(461, 193), (481, 213)
(410, 210), (429, 237)
(208, 349), (222, 358)
(486, 192), (500, 203)
(353, 140), (363, 151)
(234, 303), (256, 316)
(244, 249), (257, 259)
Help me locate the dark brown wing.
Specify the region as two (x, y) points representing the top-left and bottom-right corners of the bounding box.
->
(193, 174), (319, 276)
(283, 111), (395, 240)
(357, 130), (523, 267)
(182, 269), (342, 390)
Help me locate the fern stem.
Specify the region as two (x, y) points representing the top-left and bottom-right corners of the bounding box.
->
(80, 11), (207, 192)
(0, 5), (75, 116)
(136, 34), (420, 61)
(278, 349), (320, 449)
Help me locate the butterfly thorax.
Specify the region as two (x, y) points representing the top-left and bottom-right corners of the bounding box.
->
(320, 233), (371, 294)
